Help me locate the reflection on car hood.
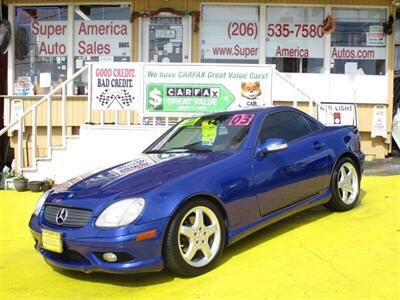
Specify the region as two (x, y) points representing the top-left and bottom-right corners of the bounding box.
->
(52, 151), (233, 197)
(55, 153), (189, 191)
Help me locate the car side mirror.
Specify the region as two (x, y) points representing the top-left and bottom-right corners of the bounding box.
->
(258, 138), (288, 156)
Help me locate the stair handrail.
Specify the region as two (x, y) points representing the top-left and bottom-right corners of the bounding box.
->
(1, 65), (89, 173)
(273, 70), (329, 116)
(0, 65), (89, 137)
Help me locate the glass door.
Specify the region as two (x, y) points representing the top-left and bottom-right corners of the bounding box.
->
(141, 14), (190, 63)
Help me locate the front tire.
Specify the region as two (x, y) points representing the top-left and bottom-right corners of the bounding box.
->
(164, 199), (226, 277)
(326, 157), (361, 211)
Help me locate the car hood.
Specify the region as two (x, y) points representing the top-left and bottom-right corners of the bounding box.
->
(47, 151), (234, 207)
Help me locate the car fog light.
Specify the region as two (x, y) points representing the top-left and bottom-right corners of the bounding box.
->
(102, 252), (117, 262)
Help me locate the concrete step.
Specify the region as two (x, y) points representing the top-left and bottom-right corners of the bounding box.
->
(23, 125), (169, 183)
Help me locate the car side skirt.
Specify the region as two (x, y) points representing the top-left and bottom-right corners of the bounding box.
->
(227, 189), (331, 246)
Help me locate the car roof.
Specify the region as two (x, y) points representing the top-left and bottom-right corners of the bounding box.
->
(205, 105), (304, 117)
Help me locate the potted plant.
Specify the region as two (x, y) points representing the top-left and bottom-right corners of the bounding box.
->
(42, 178), (55, 192)
(28, 180), (43, 192)
(1, 172), (12, 190)
(13, 173), (28, 192)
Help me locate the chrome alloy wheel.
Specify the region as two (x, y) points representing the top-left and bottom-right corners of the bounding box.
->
(337, 162), (359, 204)
(178, 206), (221, 268)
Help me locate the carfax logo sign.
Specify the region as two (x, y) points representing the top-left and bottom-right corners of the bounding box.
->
(147, 84), (234, 112)
(144, 64), (273, 116)
(92, 63), (141, 110)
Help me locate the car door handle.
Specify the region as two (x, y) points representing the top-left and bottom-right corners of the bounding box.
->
(313, 141), (325, 150)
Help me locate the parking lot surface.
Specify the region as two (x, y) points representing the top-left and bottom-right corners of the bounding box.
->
(0, 175), (399, 300)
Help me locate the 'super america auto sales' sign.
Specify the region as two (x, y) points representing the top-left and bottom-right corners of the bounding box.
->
(31, 20), (131, 57)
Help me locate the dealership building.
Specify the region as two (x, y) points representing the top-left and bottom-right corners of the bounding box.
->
(0, 0), (399, 180)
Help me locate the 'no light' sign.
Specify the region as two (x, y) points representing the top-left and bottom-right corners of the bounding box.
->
(317, 103), (357, 126)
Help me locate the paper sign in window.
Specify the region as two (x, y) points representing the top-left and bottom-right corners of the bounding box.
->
(201, 121), (217, 145)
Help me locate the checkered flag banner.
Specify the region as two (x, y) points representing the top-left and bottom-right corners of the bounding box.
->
(97, 89), (113, 107)
(96, 89), (135, 109)
(116, 89), (134, 107)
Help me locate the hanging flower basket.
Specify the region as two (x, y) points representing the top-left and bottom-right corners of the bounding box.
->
(322, 15), (336, 34)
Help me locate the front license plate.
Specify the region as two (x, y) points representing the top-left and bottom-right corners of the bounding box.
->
(41, 229), (63, 253)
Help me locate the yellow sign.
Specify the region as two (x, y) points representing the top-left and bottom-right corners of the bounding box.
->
(41, 229), (63, 253)
(201, 120), (217, 145)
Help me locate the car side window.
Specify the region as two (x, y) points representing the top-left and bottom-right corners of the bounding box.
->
(303, 116), (321, 132)
(259, 111), (314, 143)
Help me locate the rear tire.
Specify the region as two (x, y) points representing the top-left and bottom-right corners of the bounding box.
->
(164, 199), (226, 277)
(325, 157), (361, 212)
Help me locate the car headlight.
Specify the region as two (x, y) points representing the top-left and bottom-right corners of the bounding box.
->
(95, 198), (145, 227)
(33, 190), (52, 216)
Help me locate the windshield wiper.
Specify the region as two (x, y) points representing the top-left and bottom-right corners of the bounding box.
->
(165, 147), (214, 153)
(144, 149), (166, 154)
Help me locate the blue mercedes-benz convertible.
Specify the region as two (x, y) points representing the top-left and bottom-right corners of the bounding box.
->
(29, 106), (364, 276)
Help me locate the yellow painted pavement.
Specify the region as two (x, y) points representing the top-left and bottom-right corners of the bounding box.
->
(0, 176), (399, 300)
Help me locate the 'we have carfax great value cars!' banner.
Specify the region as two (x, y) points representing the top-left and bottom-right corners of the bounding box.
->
(91, 63), (274, 115)
(144, 64), (273, 116)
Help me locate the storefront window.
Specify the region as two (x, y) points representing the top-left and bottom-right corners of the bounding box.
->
(331, 8), (387, 75)
(74, 5), (131, 94)
(201, 5), (259, 64)
(15, 6), (68, 95)
(266, 6), (324, 73)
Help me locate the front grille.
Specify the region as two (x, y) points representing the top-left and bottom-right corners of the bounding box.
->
(44, 205), (92, 228)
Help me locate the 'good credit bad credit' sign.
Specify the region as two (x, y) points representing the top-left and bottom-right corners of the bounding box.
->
(92, 63), (140, 110)
(31, 20), (131, 57)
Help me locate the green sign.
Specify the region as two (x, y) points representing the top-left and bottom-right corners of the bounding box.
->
(146, 83), (235, 113)
(177, 117), (200, 128)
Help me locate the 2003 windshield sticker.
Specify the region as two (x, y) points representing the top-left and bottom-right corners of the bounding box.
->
(229, 114), (254, 126)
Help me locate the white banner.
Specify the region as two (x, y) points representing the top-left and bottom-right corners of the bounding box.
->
(317, 103), (357, 126)
(266, 7), (324, 59)
(143, 64), (274, 116)
(31, 20), (131, 57)
(92, 63), (140, 110)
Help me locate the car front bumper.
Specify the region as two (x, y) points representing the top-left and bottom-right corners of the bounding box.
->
(29, 215), (170, 274)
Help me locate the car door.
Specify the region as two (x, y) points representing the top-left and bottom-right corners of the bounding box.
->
(252, 111), (332, 216)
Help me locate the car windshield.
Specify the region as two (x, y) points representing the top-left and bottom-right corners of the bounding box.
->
(145, 113), (255, 153)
